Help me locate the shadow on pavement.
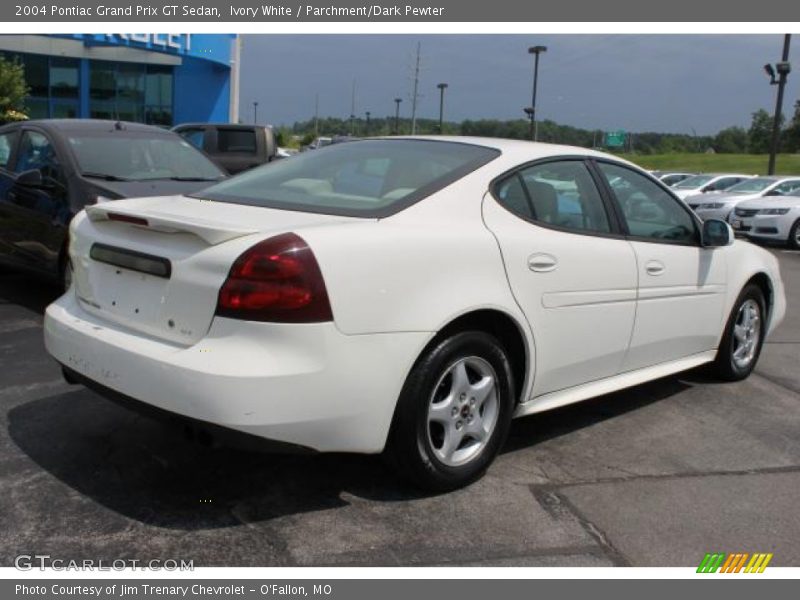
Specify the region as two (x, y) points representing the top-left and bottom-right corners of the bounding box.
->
(7, 370), (697, 532)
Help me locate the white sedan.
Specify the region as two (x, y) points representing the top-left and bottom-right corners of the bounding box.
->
(671, 173), (753, 200)
(730, 195), (800, 249)
(44, 137), (786, 491)
(686, 176), (800, 221)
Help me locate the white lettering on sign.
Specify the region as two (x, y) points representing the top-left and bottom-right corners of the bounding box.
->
(104, 34), (192, 53)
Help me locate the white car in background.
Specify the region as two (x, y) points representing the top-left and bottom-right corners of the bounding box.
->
(671, 173), (753, 200)
(686, 176), (800, 221)
(43, 137), (786, 491)
(730, 195), (800, 249)
(651, 171), (696, 187)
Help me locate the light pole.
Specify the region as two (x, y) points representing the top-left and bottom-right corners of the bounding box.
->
(437, 83), (448, 134)
(526, 45), (547, 141)
(394, 98), (402, 135)
(253, 101), (258, 125)
(765, 34), (792, 175)
(365, 111), (371, 136)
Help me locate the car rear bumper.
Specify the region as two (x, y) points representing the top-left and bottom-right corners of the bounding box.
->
(44, 292), (431, 453)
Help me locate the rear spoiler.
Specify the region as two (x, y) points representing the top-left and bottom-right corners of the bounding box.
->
(85, 204), (258, 245)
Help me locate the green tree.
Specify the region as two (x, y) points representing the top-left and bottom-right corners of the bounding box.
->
(748, 109), (783, 154)
(0, 54), (29, 122)
(783, 100), (800, 153)
(713, 126), (748, 153)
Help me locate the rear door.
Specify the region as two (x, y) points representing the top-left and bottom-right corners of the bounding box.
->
(594, 161), (727, 371)
(3, 128), (70, 272)
(483, 158), (638, 397)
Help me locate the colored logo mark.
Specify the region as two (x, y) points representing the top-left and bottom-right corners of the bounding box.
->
(697, 552), (773, 573)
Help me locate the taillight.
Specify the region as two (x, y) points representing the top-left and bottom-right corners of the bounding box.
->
(216, 233), (333, 323)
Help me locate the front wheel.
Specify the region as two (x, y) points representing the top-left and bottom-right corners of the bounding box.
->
(385, 331), (515, 491)
(789, 219), (800, 250)
(711, 284), (766, 381)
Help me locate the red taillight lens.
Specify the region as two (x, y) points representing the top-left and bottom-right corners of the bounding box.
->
(216, 233), (333, 323)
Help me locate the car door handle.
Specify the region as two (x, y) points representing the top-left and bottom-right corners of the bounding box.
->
(645, 261), (665, 276)
(528, 253), (558, 273)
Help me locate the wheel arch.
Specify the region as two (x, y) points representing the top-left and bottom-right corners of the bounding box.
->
(419, 308), (531, 407)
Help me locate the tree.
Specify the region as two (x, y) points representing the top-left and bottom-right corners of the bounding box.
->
(0, 55), (28, 123)
(783, 100), (800, 153)
(713, 127), (748, 154)
(748, 108), (783, 154)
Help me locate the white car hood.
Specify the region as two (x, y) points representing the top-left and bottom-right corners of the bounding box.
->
(737, 196), (800, 210)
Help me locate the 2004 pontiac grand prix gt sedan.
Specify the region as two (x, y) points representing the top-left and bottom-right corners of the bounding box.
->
(44, 137), (786, 491)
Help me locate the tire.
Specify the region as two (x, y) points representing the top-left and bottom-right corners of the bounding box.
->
(385, 330), (515, 492)
(789, 219), (800, 250)
(60, 257), (73, 293)
(711, 284), (766, 381)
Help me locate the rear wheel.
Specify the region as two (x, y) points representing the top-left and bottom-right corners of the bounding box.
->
(789, 219), (800, 250)
(385, 331), (514, 491)
(711, 284), (766, 381)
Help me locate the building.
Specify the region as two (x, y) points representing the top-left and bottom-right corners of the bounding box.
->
(0, 34), (240, 126)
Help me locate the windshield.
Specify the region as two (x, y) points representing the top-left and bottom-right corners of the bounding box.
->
(725, 177), (776, 193)
(673, 175), (714, 189)
(68, 132), (225, 182)
(193, 139), (500, 217)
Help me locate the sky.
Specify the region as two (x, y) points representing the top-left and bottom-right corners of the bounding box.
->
(238, 34), (800, 136)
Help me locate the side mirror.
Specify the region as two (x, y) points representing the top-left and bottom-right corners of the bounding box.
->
(702, 218), (734, 247)
(14, 169), (44, 187)
(765, 189), (782, 196)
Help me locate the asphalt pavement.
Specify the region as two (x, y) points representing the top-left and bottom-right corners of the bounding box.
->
(1, 247), (798, 567)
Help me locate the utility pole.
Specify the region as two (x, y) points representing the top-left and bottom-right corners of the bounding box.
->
(365, 111), (371, 136)
(411, 42), (421, 135)
(314, 93), (319, 140)
(394, 98), (402, 135)
(526, 45), (547, 141)
(766, 34), (792, 175)
(253, 101), (258, 125)
(349, 79), (356, 136)
(437, 83), (448, 134)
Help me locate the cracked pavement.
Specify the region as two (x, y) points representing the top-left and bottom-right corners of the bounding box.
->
(1, 248), (798, 567)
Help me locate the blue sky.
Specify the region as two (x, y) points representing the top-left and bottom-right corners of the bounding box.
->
(239, 34), (800, 135)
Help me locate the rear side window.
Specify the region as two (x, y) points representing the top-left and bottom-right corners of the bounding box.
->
(195, 139), (500, 217)
(217, 129), (257, 154)
(495, 160), (611, 234)
(0, 132), (15, 168)
(178, 128), (206, 150)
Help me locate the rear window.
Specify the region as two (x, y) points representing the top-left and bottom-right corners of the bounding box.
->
(217, 128), (257, 154)
(193, 139), (500, 217)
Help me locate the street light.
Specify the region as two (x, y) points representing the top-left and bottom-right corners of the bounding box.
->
(526, 45), (547, 141)
(436, 83), (448, 134)
(764, 34), (792, 175)
(365, 111), (371, 136)
(394, 98), (402, 135)
(253, 101), (258, 125)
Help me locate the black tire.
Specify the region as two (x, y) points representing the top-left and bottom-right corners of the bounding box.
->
(789, 219), (800, 250)
(385, 330), (515, 492)
(711, 284), (766, 381)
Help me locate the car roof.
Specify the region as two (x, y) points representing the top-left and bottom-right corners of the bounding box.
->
(1, 119), (180, 137)
(380, 135), (641, 169)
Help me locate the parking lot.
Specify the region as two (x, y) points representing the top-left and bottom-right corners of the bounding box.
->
(0, 246), (798, 568)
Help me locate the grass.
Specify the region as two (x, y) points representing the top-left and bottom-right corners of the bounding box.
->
(616, 153), (800, 176)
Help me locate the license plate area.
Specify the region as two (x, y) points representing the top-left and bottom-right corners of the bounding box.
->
(90, 243), (171, 278)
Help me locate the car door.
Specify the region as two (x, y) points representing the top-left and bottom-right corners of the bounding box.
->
(594, 161), (728, 371)
(483, 158), (638, 397)
(0, 128), (20, 259)
(5, 128), (70, 273)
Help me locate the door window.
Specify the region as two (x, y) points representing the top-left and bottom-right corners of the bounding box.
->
(771, 180), (800, 196)
(597, 162), (697, 244)
(495, 160), (611, 234)
(217, 129), (257, 154)
(15, 131), (63, 185)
